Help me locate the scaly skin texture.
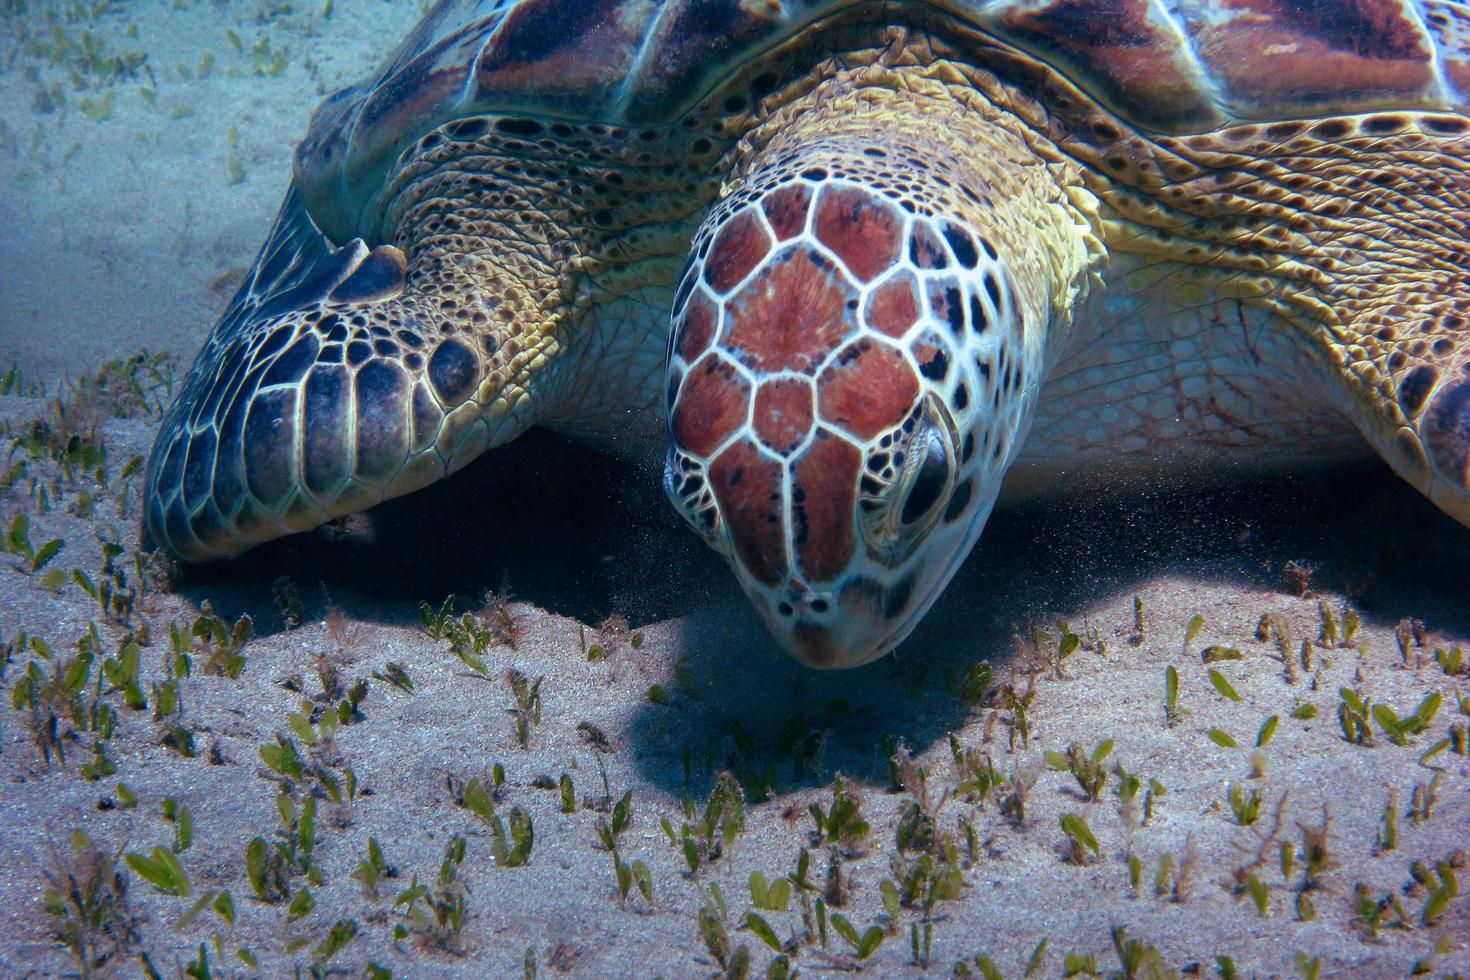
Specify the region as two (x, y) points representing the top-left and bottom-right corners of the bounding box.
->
(1052, 109), (1470, 526)
(146, 13), (1470, 665)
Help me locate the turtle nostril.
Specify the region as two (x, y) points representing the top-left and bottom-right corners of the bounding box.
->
(810, 598), (830, 614)
(777, 601), (795, 617)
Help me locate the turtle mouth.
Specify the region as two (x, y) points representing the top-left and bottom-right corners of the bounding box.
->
(779, 599), (916, 670)
(749, 566), (927, 669)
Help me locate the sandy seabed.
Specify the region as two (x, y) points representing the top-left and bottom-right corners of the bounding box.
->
(1, 2), (1467, 977)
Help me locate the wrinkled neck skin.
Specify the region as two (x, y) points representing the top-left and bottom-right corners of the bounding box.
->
(664, 71), (1104, 667)
(375, 115), (715, 455)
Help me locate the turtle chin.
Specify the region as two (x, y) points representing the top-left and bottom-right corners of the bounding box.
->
(768, 602), (895, 670)
(737, 537), (978, 670)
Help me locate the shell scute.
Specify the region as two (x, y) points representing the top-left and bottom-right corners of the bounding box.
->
(295, 0), (1470, 244)
(989, 0), (1222, 129)
(1172, 0), (1440, 118)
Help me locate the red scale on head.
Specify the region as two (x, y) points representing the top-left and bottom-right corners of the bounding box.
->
(913, 338), (942, 369)
(672, 354), (750, 458)
(791, 430), (860, 582)
(865, 271), (921, 338)
(705, 208), (773, 293)
(817, 338), (920, 440)
(909, 222), (950, 270)
(675, 291), (719, 362)
(813, 185), (904, 283)
(911, 328), (955, 380)
(722, 247), (855, 374)
(709, 437), (787, 586)
(753, 379), (815, 455)
(761, 182), (813, 240)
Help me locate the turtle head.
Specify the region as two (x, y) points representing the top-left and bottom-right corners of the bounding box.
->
(664, 176), (1042, 668)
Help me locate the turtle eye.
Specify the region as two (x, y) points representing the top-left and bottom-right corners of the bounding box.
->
(901, 427), (949, 525)
(900, 418), (953, 527)
(859, 395), (957, 565)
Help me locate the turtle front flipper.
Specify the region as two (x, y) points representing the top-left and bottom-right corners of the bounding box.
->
(145, 187), (514, 562)
(662, 83), (1105, 668)
(1220, 114), (1470, 531)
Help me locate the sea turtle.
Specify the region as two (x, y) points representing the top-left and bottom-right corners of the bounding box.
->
(145, 0), (1470, 668)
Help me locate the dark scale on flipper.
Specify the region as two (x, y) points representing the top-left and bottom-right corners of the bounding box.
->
(411, 383), (442, 453)
(194, 341), (253, 427)
(347, 341), (374, 367)
(261, 334), (319, 388)
(242, 388), (297, 507)
(212, 393), (250, 517)
(180, 427), (219, 513)
(302, 365), (352, 498)
(1425, 379), (1470, 485)
(327, 244), (407, 304)
(427, 337), (480, 407)
(253, 322), (295, 364)
(1399, 365), (1439, 416)
(162, 498), (199, 560)
(155, 434), (187, 509)
(355, 360), (411, 483)
(188, 503), (235, 556)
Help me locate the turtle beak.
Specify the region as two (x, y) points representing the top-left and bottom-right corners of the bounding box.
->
(739, 573), (920, 670)
(783, 616), (895, 670)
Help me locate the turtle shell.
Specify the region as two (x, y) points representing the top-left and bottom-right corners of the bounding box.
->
(295, 0), (1470, 244)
